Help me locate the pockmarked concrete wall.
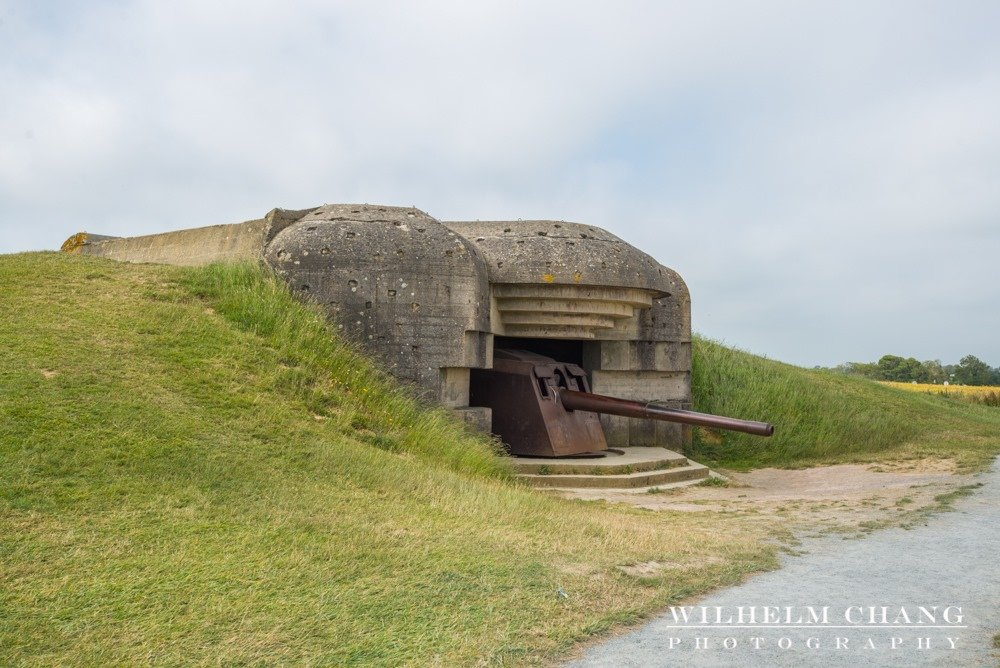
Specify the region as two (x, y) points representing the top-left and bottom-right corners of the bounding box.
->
(64, 204), (693, 448)
(264, 205), (493, 428)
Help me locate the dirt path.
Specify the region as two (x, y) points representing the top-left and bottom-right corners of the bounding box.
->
(561, 458), (972, 539)
(565, 458), (1000, 667)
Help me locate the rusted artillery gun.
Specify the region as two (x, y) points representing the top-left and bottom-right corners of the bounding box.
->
(470, 349), (774, 457)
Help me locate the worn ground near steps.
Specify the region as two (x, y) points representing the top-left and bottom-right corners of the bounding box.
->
(562, 458), (1000, 667)
(559, 457), (974, 539)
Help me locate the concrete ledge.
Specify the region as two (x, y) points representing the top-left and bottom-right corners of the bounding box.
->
(519, 461), (709, 489)
(511, 447), (687, 475)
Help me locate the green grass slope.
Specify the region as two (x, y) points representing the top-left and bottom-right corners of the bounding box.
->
(691, 337), (1000, 471)
(1, 254), (774, 666)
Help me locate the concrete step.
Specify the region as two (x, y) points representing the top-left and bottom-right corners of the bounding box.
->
(518, 461), (710, 489)
(511, 446), (689, 476)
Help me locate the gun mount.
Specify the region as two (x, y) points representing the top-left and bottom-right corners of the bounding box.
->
(470, 349), (773, 457)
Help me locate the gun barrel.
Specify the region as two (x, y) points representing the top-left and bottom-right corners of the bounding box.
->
(557, 389), (775, 437)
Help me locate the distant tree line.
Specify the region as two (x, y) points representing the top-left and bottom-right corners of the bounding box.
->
(826, 354), (1000, 386)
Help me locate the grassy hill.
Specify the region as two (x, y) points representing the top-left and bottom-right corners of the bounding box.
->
(2, 253), (997, 665)
(0, 253), (774, 666)
(691, 337), (1000, 471)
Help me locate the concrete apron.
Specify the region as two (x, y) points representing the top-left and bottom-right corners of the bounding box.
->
(511, 447), (711, 490)
(568, 456), (1000, 667)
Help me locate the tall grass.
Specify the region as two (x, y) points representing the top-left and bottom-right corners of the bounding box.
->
(690, 337), (1000, 470)
(4, 252), (996, 665)
(0, 253), (776, 666)
(178, 262), (510, 479)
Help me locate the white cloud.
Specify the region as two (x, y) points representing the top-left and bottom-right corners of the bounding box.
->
(1, 0), (998, 366)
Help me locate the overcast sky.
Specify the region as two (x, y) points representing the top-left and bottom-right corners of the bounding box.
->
(2, 0), (998, 367)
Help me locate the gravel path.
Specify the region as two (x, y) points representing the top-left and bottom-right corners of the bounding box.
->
(569, 459), (1000, 667)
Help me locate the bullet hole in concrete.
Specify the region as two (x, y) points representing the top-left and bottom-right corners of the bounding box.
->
(545, 261), (552, 268)
(445, 250), (453, 257)
(307, 226), (317, 231)
(567, 241), (575, 246)
(387, 289), (396, 297)
(416, 228), (426, 233)
(346, 231), (356, 238)
(554, 223), (562, 229)
(393, 221), (402, 227)
(276, 249), (286, 258)
(411, 302), (420, 311)
(580, 233), (589, 239)
(397, 249), (404, 257)
(301, 284), (310, 291)
(320, 247), (331, 255)
(497, 261), (503, 268)
(516, 240), (525, 244)
(537, 231), (548, 236)
(476, 237), (485, 242)
(351, 209), (360, 214)
(411, 345), (420, 351)
(348, 279), (358, 290)
(601, 262), (607, 269)
(503, 228), (511, 233)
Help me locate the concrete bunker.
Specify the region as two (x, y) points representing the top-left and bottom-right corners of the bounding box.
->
(65, 203), (761, 461)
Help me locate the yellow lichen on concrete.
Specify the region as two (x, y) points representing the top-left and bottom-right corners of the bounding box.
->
(60, 232), (87, 253)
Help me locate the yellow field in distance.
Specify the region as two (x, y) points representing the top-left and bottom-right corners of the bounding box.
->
(881, 381), (1000, 397)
